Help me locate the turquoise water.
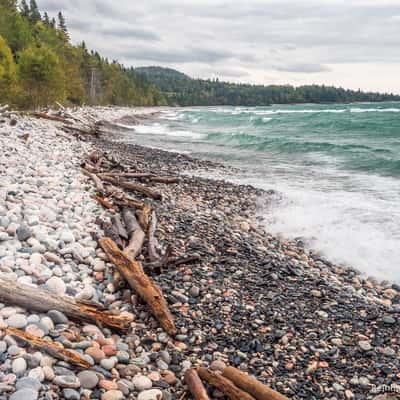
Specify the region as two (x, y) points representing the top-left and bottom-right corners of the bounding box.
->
(128, 103), (400, 281)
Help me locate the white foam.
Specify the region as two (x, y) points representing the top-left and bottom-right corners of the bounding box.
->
(134, 123), (204, 139)
(258, 172), (400, 282)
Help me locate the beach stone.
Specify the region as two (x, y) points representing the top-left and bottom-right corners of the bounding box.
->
(0, 340), (7, 354)
(6, 314), (27, 329)
(358, 340), (372, 351)
(382, 316), (396, 324)
(42, 366), (55, 381)
(47, 310), (68, 325)
(137, 389), (163, 400)
(60, 230), (75, 243)
(16, 377), (42, 391)
(133, 375), (153, 391)
(16, 225), (32, 241)
(62, 389), (80, 400)
(189, 286), (200, 297)
(210, 359), (227, 371)
(99, 380), (118, 390)
(101, 390), (124, 400)
(383, 347), (396, 357)
(85, 347), (105, 362)
(46, 276), (66, 294)
(78, 370), (99, 389)
(12, 357), (27, 375)
(10, 388), (38, 400)
(53, 375), (80, 388)
(100, 357), (117, 370)
(28, 367), (45, 382)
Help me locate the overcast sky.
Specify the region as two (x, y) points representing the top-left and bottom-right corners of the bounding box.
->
(37, 0), (400, 93)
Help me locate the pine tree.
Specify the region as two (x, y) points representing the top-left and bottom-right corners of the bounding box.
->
(50, 17), (56, 28)
(43, 12), (50, 25)
(29, 0), (41, 23)
(20, 0), (29, 17)
(57, 11), (69, 40)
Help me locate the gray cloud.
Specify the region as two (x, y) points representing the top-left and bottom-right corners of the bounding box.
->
(36, 0), (400, 92)
(275, 63), (331, 74)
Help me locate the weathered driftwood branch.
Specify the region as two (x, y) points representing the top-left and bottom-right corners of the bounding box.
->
(99, 237), (177, 336)
(32, 112), (73, 124)
(122, 208), (145, 259)
(98, 172), (179, 184)
(197, 368), (256, 400)
(96, 218), (124, 249)
(185, 369), (210, 400)
(81, 169), (104, 194)
(0, 278), (131, 331)
(93, 195), (115, 211)
(6, 328), (91, 369)
(101, 176), (162, 200)
(112, 214), (128, 240)
(137, 204), (152, 231)
(148, 211), (160, 261)
(63, 124), (98, 136)
(222, 367), (290, 400)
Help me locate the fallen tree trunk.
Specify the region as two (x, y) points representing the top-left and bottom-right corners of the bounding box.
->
(99, 237), (177, 336)
(197, 368), (256, 400)
(32, 112), (73, 124)
(122, 208), (145, 259)
(185, 369), (210, 400)
(222, 367), (290, 400)
(148, 211), (160, 261)
(0, 278), (131, 331)
(101, 176), (162, 200)
(7, 328), (91, 369)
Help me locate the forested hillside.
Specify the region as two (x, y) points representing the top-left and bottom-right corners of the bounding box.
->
(0, 0), (167, 108)
(136, 66), (400, 106)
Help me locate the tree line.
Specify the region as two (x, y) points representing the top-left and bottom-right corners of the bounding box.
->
(135, 66), (400, 106)
(0, 0), (167, 108)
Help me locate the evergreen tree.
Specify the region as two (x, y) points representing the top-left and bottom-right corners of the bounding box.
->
(50, 17), (56, 28)
(57, 11), (69, 40)
(29, 0), (40, 23)
(43, 12), (50, 25)
(20, 0), (29, 17)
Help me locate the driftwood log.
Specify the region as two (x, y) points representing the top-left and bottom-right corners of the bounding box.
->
(0, 278), (131, 331)
(122, 208), (145, 259)
(137, 203), (152, 231)
(184, 369), (210, 400)
(99, 237), (177, 336)
(6, 328), (91, 369)
(197, 368), (256, 400)
(32, 112), (72, 124)
(222, 367), (290, 400)
(81, 169), (104, 194)
(148, 210), (160, 261)
(93, 195), (115, 211)
(101, 176), (162, 200)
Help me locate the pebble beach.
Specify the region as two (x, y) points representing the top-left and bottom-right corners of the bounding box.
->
(0, 107), (399, 400)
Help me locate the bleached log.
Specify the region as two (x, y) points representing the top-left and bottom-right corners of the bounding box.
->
(0, 278), (131, 331)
